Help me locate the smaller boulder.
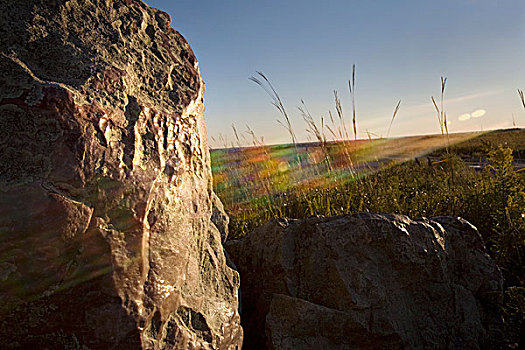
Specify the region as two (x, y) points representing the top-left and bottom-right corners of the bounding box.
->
(226, 213), (503, 350)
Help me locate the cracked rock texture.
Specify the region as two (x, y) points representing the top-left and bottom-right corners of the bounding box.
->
(226, 213), (503, 350)
(0, 0), (242, 348)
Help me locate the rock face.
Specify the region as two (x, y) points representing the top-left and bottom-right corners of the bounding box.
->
(226, 213), (502, 349)
(0, 0), (242, 348)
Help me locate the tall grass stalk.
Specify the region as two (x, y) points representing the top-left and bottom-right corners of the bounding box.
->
(246, 124), (265, 147)
(334, 91), (350, 141)
(249, 72), (302, 168)
(333, 91), (355, 170)
(299, 100), (333, 172)
(431, 77), (450, 153)
(386, 100), (401, 138)
(231, 123), (246, 148)
(326, 111), (339, 140)
(213, 133), (229, 149)
(348, 64), (357, 141)
(431, 77), (456, 188)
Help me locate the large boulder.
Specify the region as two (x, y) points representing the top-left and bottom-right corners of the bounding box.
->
(226, 213), (503, 349)
(0, 0), (242, 348)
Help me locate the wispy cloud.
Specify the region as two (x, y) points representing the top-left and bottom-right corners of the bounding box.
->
(446, 91), (503, 105)
(402, 89), (504, 117)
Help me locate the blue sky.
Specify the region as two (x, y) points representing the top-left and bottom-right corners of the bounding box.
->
(147, 0), (525, 146)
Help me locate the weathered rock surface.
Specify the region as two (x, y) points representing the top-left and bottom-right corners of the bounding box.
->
(0, 0), (242, 348)
(226, 213), (503, 349)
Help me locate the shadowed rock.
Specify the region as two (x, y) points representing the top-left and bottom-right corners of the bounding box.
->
(0, 0), (242, 348)
(226, 213), (502, 350)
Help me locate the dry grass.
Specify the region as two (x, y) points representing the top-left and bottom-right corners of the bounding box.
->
(349, 64), (357, 141)
(431, 76), (450, 152)
(386, 100), (402, 138)
(249, 72), (297, 146)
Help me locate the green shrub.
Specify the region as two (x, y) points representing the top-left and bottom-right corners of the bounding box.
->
(483, 146), (525, 287)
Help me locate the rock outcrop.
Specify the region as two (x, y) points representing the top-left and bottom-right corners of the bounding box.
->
(0, 0), (242, 348)
(226, 213), (502, 349)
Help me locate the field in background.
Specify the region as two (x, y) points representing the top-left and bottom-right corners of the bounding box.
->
(211, 129), (525, 233)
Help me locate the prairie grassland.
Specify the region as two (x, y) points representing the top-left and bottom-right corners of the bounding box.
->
(211, 129), (524, 237)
